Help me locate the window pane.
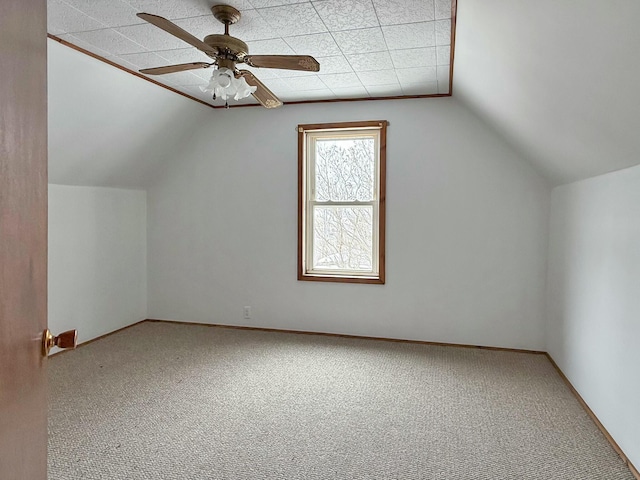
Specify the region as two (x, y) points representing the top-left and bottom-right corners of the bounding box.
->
(313, 206), (373, 271)
(314, 138), (375, 202)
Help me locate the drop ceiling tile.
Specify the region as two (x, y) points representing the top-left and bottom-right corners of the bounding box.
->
(162, 70), (207, 86)
(239, 65), (279, 79)
(365, 83), (402, 96)
(57, 33), (111, 57)
(275, 68), (318, 78)
(246, 38), (295, 55)
(435, 0), (452, 20)
(315, 55), (352, 74)
(436, 45), (450, 65)
(170, 15), (219, 41)
(283, 76), (328, 90)
(260, 78), (291, 94)
(372, 0), (435, 26)
(119, 51), (170, 68)
(249, 0), (306, 8)
(221, 0), (258, 13)
(401, 81), (439, 95)
(154, 47), (210, 64)
(48, 0), (106, 34)
(332, 27), (386, 54)
(116, 23), (187, 51)
(257, 3), (327, 37)
(71, 28), (148, 54)
(331, 86), (369, 98)
(123, 0), (253, 20)
(357, 70), (398, 87)
(390, 47), (436, 68)
(435, 19), (451, 46)
(188, 68), (214, 82)
(318, 72), (362, 89)
(183, 67), (209, 82)
(382, 22), (435, 50)
(281, 89), (337, 101)
(396, 66), (437, 85)
(227, 9), (280, 41)
(346, 51), (393, 72)
(63, 0), (141, 28)
(313, 0), (379, 31)
(283, 33), (341, 57)
(437, 65), (450, 93)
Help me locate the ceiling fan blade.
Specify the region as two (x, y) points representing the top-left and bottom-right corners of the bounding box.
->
(243, 55), (320, 72)
(237, 70), (283, 109)
(137, 13), (217, 56)
(140, 62), (213, 75)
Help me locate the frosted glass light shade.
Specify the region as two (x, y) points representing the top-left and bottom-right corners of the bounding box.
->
(201, 67), (257, 102)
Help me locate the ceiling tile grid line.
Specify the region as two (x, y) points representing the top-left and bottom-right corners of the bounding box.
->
(47, 0), (455, 107)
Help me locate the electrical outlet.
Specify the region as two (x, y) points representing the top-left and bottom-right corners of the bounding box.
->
(243, 306), (251, 319)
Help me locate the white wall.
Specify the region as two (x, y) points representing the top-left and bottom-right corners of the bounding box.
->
(547, 164), (640, 469)
(47, 38), (209, 188)
(455, 0), (640, 184)
(147, 97), (551, 350)
(48, 185), (147, 351)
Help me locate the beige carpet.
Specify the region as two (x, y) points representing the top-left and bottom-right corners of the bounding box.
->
(48, 321), (633, 479)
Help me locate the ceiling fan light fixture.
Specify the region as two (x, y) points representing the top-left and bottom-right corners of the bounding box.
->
(234, 75), (257, 101)
(136, 8), (318, 108)
(200, 67), (256, 102)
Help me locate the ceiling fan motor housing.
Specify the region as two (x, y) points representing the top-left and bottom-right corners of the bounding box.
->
(204, 34), (248, 59)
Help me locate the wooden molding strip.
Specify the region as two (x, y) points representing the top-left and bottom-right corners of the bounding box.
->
(281, 93), (450, 107)
(48, 319), (147, 357)
(47, 34), (218, 110)
(545, 353), (640, 480)
(145, 318), (545, 354)
(449, 0), (457, 95)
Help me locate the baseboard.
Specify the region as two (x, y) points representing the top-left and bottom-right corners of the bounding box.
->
(145, 318), (546, 354)
(545, 353), (639, 480)
(48, 319), (147, 357)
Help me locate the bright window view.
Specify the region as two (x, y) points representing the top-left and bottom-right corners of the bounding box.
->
(298, 121), (387, 284)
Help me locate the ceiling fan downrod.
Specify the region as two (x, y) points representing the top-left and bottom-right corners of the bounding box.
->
(211, 4), (241, 36)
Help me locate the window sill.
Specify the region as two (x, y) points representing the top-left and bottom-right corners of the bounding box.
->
(298, 273), (385, 285)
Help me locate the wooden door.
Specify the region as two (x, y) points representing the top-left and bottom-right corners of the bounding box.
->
(0, 0), (49, 478)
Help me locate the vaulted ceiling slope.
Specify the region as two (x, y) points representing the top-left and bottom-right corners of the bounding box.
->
(47, 39), (210, 188)
(454, 0), (640, 185)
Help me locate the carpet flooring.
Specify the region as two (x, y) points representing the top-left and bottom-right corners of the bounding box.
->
(48, 321), (633, 479)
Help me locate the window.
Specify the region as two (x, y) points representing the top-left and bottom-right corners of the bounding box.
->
(298, 121), (387, 284)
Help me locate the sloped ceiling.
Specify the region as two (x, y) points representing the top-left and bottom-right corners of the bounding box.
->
(48, 39), (209, 188)
(454, 0), (640, 185)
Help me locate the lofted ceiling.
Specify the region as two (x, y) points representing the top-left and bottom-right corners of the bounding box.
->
(48, 0), (455, 107)
(454, 0), (640, 184)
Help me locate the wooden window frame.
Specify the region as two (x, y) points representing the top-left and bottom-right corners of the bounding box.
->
(298, 120), (387, 284)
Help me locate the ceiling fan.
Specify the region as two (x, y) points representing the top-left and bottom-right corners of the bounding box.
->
(136, 4), (321, 108)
